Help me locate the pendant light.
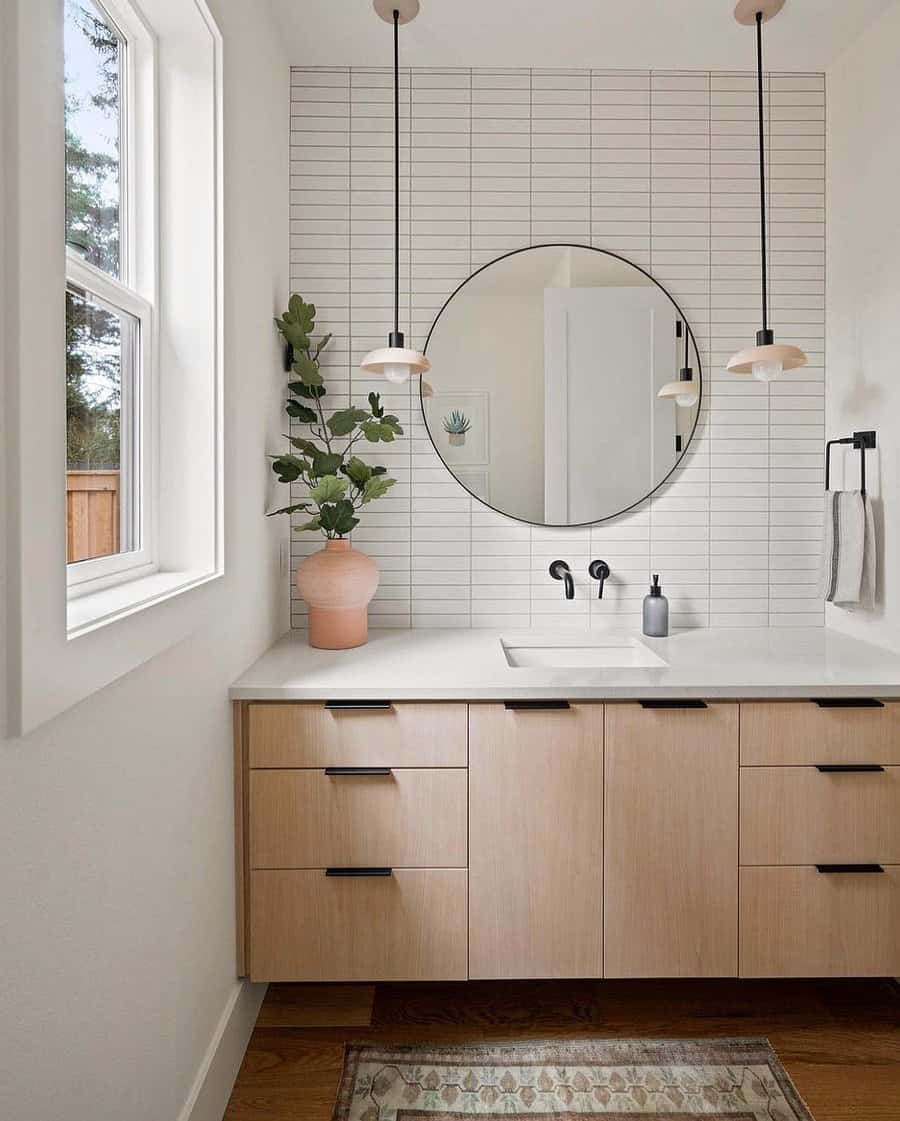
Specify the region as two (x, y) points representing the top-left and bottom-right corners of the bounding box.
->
(727, 0), (806, 383)
(658, 321), (700, 408)
(360, 1), (431, 385)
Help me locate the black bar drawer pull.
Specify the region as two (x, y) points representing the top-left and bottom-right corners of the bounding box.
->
(816, 764), (885, 773)
(324, 767), (392, 776)
(324, 700), (392, 710)
(504, 700), (570, 711)
(813, 698), (884, 708)
(816, 864), (884, 874)
(639, 699), (708, 709)
(325, 867), (392, 877)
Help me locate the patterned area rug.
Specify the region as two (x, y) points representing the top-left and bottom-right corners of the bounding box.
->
(332, 1039), (815, 1120)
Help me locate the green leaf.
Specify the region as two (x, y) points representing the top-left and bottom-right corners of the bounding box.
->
(288, 381), (326, 400)
(266, 502), (311, 518)
(326, 407), (370, 437)
(294, 517), (322, 533)
(275, 296), (317, 352)
(310, 450), (343, 478)
(286, 435), (319, 458)
(286, 294), (316, 334)
(270, 454), (307, 483)
(318, 500), (359, 537)
(368, 391), (385, 418)
(341, 456), (372, 487)
(285, 400), (318, 423)
(361, 420), (399, 443)
(360, 475), (396, 504)
(313, 332), (332, 358)
(309, 475), (348, 504)
(292, 353), (323, 386)
(276, 320), (309, 352)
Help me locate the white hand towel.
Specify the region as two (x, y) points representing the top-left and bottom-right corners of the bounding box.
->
(821, 490), (876, 607)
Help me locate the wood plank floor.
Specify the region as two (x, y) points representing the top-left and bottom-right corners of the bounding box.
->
(224, 978), (900, 1120)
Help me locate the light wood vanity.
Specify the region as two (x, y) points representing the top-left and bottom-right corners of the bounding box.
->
(233, 697), (900, 983)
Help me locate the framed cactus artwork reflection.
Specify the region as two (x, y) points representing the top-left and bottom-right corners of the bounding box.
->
(426, 390), (490, 466)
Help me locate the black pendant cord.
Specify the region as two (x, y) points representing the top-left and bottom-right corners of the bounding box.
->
(392, 8), (400, 340)
(755, 10), (769, 337)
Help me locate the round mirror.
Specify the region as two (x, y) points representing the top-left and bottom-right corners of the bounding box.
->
(422, 244), (702, 527)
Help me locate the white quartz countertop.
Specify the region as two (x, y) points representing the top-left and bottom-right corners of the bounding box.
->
(230, 627), (900, 701)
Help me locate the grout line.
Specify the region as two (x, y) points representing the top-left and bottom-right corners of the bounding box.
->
(408, 66), (414, 628)
(647, 69), (655, 625)
(468, 66), (474, 627)
(707, 69), (712, 625)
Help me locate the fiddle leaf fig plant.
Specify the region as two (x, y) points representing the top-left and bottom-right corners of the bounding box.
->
(268, 295), (401, 538)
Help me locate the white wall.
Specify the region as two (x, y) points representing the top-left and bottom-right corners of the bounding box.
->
(0, 3), (288, 1120)
(289, 67), (826, 631)
(826, 0), (900, 652)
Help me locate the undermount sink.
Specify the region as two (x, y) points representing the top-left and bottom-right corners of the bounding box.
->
(501, 637), (668, 670)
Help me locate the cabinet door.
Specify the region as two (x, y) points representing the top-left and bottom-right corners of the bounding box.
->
(604, 703), (739, 978)
(469, 703), (604, 979)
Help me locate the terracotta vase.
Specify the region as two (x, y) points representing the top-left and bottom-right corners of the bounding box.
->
(296, 539), (379, 650)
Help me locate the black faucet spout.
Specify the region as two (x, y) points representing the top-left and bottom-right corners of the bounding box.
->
(549, 559), (575, 600)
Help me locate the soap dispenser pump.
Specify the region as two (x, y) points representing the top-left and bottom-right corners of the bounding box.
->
(643, 574), (669, 638)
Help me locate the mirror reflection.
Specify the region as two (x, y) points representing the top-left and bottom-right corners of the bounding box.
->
(422, 245), (701, 526)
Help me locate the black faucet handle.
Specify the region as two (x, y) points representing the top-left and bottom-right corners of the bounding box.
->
(549, 559), (575, 600)
(588, 559), (611, 598)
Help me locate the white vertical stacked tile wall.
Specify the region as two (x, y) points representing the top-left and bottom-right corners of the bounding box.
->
(289, 67), (825, 631)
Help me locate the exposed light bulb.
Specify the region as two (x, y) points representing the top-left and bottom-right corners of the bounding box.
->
(383, 363), (410, 384)
(752, 357), (783, 383)
(675, 386), (699, 408)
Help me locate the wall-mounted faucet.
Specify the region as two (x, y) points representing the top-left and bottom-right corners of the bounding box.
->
(589, 559), (611, 598)
(549, 559), (575, 600)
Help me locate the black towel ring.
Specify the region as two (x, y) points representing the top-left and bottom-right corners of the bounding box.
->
(825, 430), (876, 496)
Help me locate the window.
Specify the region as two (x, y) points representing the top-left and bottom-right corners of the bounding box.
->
(6, 0), (223, 730)
(64, 0), (154, 591)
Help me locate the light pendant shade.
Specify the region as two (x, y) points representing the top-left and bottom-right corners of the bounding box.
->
(726, 341), (807, 379)
(659, 320), (699, 407)
(360, 345), (431, 383)
(727, 1), (806, 383)
(658, 377), (700, 408)
(361, 2), (429, 385)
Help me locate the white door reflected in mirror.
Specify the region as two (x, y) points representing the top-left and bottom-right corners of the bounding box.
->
(423, 245), (701, 527)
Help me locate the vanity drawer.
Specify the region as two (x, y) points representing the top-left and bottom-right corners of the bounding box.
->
(740, 865), (900, 977)
(249, 768), (467, 869)
(248, 702), (467, 768)
(740, 766), (900, 865)
(249, 868), (468, 981)
(740, 701), (900, 766)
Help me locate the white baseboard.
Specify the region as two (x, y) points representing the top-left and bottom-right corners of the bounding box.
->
(177, 979), (268, 1121)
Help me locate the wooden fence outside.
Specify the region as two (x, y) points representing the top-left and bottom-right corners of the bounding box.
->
(66, 470), (120, 563)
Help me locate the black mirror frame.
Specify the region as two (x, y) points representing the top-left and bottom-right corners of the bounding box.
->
(420, 242), (703, 529)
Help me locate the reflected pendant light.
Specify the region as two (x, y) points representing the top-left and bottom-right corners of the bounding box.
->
(360, 1), (431, 384)
(727, 0), (806, 382)
(658, 321), (700, 408)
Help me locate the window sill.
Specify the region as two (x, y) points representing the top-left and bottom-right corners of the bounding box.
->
(67, 567), (222, 639)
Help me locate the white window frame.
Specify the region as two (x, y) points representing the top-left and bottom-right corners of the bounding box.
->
(65, 0), (159, 598)
(6, 0), (224, 733)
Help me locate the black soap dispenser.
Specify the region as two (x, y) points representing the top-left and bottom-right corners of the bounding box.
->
(643, 574), (669, 638)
